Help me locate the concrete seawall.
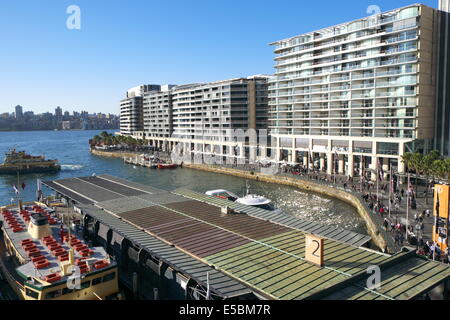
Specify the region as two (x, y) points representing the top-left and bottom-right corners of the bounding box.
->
(183, 163), (388, 252)
(90, 149), (139, 159)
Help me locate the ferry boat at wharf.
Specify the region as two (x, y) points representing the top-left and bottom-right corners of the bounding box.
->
(0, 149), (61, 175)
(0, 200), (119, 300)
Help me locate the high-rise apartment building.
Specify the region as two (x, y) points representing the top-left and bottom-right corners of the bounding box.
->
(120, 85), (161, 137)
(121, 77), (270, 160)
(15, 105), (23, 119)
(143, 85), (176, 139)
(171, 76), (269, 141)
(269, 4), (442, 177)
(120, 96), (144, 136)
(55, 106), (63, 118)
(434, 0), (450, 157)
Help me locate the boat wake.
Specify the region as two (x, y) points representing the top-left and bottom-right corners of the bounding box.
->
(61, 164), (84, 171)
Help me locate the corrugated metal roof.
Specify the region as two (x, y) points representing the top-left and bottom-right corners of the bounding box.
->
(97, 174), (168, 195)
(173, 188), (371, 247)
(118, 205), (251, 258)
(42, 180), (94, 204)
(77, 204), (252, 299)
(203, 230), (395, 300)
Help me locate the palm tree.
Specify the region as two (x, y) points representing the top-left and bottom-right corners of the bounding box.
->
(410, 153), (423, 194)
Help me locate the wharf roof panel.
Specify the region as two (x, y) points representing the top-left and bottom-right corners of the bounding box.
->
(319, 256), (450, 300)
(42, 181), (94, 204)
(97, 174), (167, 195)
(95, 197), (156, 214)
(165, 200), (290, 240)
(78, 176), (146, 197)
(51, 178), (124, 202)
(173, 188), (371, 247)
(203, 231), (398, 300)
(119, 206), (251, 258)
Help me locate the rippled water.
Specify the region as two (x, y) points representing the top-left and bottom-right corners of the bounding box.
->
(0, 130), (366, 234)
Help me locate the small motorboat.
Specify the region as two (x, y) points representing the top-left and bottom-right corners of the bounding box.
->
(206, 186), (282, 213)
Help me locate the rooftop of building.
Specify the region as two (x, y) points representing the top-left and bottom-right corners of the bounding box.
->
(269, 3), (430, 47)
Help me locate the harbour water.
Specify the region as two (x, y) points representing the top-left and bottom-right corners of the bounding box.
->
(0, 130), (366, 234)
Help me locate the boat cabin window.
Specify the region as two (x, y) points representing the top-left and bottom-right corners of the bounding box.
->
(45, 289), (62, 299)
(102, 272), (116, 283)
(80, 280), (91, 289)
(92, 276), (102, 285)
(25, 288), (39, 299)
(62, 287), (74, 295)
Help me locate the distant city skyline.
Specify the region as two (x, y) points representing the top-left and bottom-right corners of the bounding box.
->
(2, 105), (117, 117)
(0, 0), (439, 114)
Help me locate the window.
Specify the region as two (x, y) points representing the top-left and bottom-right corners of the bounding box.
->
(103, 272), (116, 283)
(45, 289), (62, 299)
(25, 288), (39, 299)
(62, 287), (74, 295)
(92, 277), (102, 285)
(377, 142), (399, 155)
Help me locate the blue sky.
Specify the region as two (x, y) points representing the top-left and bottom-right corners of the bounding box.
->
(0, 0), (439, 115)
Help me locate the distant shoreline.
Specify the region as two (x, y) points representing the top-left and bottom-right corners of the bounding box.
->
(0, 129), (119, 133)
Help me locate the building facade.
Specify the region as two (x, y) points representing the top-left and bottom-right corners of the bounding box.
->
(120, 85), (161, 137)
(171, 76), (269, 141)
(143, 85), (176, 139)
(269, 4), (441, 177)
(120, 96), (144, 136)
(14, 105), (23, 119)
(121, 76), (270, 162)
(434, 0), (450, 157)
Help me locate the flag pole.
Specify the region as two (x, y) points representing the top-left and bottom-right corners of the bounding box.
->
(206, 271), (210, 300)
(406, 172), (410, 241)
(376, 160), (379, 204)
(388, 166), (392, 218)
(16, 171), (21, 211)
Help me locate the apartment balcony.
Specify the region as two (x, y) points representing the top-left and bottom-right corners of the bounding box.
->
(330, 85), (351, 92)
(330, 75), (351, 82)
(352, 93), (375, 99)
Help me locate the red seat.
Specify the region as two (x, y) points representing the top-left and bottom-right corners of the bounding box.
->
(32, 255), (46, 263)
(20, 239), (33, 246)
(28, 249), (41, 257)
(93, 260), (109, 270)
(34, 260), (50, 269)
(44, 273), (61, 283)
(58, 254), (69, 262)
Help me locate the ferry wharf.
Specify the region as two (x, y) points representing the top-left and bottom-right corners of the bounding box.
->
(41, 174), (450, 300)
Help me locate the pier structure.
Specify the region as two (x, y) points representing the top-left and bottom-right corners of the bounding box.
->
(41, 174), (450, 300)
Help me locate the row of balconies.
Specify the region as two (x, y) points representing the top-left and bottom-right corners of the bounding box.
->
(275, 39), (417, 75)
(274, 55), (417, 82)
(275, 22), (418, 67)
